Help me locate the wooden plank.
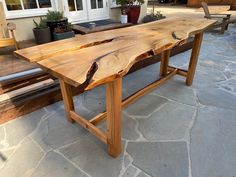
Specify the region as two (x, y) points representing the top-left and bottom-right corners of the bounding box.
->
(106, 77), (122, 157)
(15, 17), (216, 91)
(186, 32), (204, 86)
(0, 79), (54, 102)
(59, 80), (75, 122)
(0, 38), (15, 48)
(0, 74), (51, 94)
(70, 111), (107, 143)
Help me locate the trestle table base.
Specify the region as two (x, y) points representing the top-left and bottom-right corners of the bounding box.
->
(59, 32), (203, 157)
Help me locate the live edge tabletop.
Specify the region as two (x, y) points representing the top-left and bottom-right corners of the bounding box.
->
(15, 17), (216, 157)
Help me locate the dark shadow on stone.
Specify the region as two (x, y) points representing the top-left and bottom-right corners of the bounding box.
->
(0, 152), (7, 161)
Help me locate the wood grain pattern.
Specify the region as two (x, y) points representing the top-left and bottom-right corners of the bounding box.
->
(106, 77), (122, 157)
(186, 32), (204, 86)
(15, 17), (216, 91)
(160, 50), (171, 77)
(59, 80), (75, 122)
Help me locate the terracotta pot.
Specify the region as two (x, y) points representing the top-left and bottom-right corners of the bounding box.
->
(127, 5), (141, 24)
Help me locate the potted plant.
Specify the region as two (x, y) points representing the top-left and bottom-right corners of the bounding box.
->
(116, 0), (129, 24)
(117, 0), (144, 24)
(53, 23), (75, 41)
(33, 17), (51, 44)
(142, 11), (166, 23)
(46, 10), (68, 38)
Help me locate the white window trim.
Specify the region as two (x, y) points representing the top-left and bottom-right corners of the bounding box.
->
(110, 0), (120, 8)
(2, 0), (58, 19)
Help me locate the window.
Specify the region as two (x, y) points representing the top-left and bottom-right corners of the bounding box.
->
(3, 0), (55, 19)
(110, 0), (119, 8)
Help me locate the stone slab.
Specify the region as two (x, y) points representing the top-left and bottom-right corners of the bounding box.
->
(138, 101), (195, 140)
(125, 94), (168, 118)
(152, 78), (197, 106)
(127, 142), (189, 177)
(191, 107), (236, 177)
(137, 172), (151, 177)
(0, 149), (14, 168)
(121, 165), (138, 177)
(31, 151), (88, 177)
(218, 79), (236, 93)
(197, 88), (236, 109)
(0, 127), (4, 148)
(2, 109), (47, 148)
(31, 109), (88, 151)
(193, 65), (226, 89)
(122, 114), (140, 141)
(0, 138), (44, 177)
(59, 135), (124, 177)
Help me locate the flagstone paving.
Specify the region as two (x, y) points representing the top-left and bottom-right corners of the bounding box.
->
(0, 25), (236, 177)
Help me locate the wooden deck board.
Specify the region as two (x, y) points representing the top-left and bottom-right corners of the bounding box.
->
(0, 40), (37, 77)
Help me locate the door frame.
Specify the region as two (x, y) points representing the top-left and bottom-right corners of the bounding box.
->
(87, 0), (109, 21)
(62, 0), (109, 23)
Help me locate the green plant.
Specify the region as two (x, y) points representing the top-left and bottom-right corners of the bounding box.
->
(54, 23), (73, 33)
(117, 0), (144, 14)
(142, 11), (166, 23)
(116, 0), (144, 6)
(46, 10), (64, 22)
(33, 17), (47, 29)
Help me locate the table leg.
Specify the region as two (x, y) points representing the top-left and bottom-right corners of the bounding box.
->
(106, 77), (122, 157)
(186, 32), (203, 86)
(59, 80), (75, 123)
(160, 49), (171, 77)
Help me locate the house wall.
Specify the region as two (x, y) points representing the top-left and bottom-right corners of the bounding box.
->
(1, 0), (147, 41)
(7, 17), (42, 41)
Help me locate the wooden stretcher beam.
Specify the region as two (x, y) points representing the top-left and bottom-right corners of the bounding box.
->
(88, 67), (178, 127)
(70, 111), (107, 144)
(168, 66), (188, 77)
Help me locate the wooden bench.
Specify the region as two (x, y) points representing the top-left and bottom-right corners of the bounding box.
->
(201, 2), (235, 34)
(15, 17), (216, 157)
(0, 2), (18, 50)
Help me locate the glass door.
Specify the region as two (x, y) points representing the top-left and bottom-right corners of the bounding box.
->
(87, 0), (109, 20)
(63, 0), (88, 23)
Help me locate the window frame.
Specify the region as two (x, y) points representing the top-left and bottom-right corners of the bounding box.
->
(110, 0), (120, 8)
(2, 0), (57, 19)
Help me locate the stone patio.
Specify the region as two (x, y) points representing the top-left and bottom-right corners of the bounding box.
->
(1, 22), (236, 177)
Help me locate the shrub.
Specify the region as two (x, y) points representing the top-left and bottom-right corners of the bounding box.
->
(142, 11), (166, 23)
(46, 10), (64, 22)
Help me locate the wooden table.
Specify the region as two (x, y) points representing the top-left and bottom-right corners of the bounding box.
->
(15, 17), (216, 157)
(72, 22), (132, 34)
